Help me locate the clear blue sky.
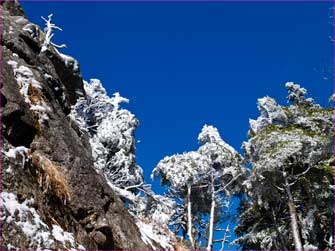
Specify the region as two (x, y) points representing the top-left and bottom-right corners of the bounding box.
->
(21, 1), (333, 249)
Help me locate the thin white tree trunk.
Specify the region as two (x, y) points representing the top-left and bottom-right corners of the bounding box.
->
(187, 185), (195, 249)
(284, 173), (303, 250)
(207, 173), (216, 251)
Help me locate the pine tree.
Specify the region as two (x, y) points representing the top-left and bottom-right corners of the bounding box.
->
(235, 82), (334, 250)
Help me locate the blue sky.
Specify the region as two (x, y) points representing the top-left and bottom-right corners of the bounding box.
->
(21, 1), (333, 249)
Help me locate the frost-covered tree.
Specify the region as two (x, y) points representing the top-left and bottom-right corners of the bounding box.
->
(71, 79), (180, 249)
(41, 14), (66, 53)
(70, 79), (143, 203)
(235, 82), (334, 250)
(197, 125), (245, 250)
(152, 125), (245, 250)
(285, 82), (315, 106)
(152, 151), (210, 248)
(249, 96), (288, 134)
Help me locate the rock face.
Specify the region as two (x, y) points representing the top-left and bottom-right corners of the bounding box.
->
(1, 1), (149, 250)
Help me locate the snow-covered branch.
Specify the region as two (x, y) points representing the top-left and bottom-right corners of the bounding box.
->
(41, 14), (66, 53)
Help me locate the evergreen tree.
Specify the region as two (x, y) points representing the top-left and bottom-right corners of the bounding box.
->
(235, 83), (334, 250)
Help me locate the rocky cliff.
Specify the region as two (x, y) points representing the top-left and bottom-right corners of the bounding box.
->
(1, 1), (149, 249)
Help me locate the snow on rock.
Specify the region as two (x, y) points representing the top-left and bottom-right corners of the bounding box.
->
(5, 165), (13, 174)
(30, 104), (51, 113)
(51, 224), (77, 249)
(7, 60), (51, 124)
(136, 218), (175, 250)
(7, 59), (18, 69)
(6, 244), (20, 250)
(57, 51), (79, 72)
(14, 16), (28, 25)
(3, 146), (29, 159)
(0, 192), (85, 250)
(3, 146), (30, 168)
(22, 23), (40, 39)
(22, 23), (34, 33)
(9, 63), (38, 103)
(9, 25), (14, 35)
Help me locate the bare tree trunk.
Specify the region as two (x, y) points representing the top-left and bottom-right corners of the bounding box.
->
(187, 185), (195, 249)
(284, 173), (303, 250)
(207, 173), (216, 251)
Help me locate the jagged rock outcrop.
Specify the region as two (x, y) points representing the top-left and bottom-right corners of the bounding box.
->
(1, 1), (149, 250)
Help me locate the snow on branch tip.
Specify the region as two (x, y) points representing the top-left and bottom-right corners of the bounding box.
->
(41, 13), (66, 53)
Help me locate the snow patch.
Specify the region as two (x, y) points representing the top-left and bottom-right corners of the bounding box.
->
(136, 219), (174, 250)
(7, 60), (51, 124)
(1, 192), (85, 250)
(5, 165), (13, 174)
(51, 225), (76, 247)
(57, 52), (79, 72)
(14, 16), (28, 24)
(44, 73), (53, 79)
(3, 146), (30, 168)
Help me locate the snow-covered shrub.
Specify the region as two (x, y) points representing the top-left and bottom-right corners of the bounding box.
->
(70, 79), (143, 198)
